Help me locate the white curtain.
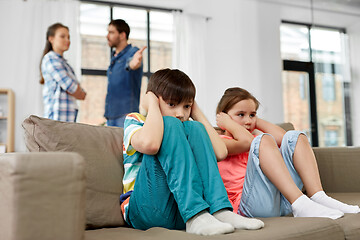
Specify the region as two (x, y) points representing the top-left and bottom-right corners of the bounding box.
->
(348, 23), (360, 146)
(172, 11), (208, 109)
(0, 0), (80, 151)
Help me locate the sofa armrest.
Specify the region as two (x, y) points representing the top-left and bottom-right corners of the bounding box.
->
(0, 152), (86, 240)
(313, 147), (360, 193)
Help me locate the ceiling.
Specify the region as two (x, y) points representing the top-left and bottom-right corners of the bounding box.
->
(264, 0), (360, 12)
(103, 0), (360, 15)
(316, 0), (360, 7)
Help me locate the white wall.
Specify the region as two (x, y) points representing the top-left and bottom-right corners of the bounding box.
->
(1, 0), (360, 151)
(184, 0), (360, 145)
(0, 0), (80, 152)
(203, 0), (283, 124)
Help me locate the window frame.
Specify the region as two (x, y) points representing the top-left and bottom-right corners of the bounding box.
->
(79, 0), (181, 78)
(281, 20), (352, 147)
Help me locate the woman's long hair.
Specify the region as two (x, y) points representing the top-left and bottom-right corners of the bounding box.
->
(39, 23), (69, 84)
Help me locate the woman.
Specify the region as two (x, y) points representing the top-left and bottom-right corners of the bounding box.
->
(40, 23), (86, 122)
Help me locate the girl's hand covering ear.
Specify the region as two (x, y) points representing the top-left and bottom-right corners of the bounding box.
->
(216, 112), (232, 130)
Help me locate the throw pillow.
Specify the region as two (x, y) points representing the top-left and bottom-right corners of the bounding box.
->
(22, 115), (125, 228)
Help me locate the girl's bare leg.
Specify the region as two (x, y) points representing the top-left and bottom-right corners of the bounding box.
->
(293, 134), (323, 197)
(259, 134), (344, 219)
(293, 134), (360, 214)
(259, 135), (302, 204)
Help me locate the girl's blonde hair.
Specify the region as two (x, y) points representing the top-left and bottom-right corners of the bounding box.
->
(216, 87), (260, 114)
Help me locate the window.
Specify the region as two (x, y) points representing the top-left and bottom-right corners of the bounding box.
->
(281, 22), (352, 147)
(325, 130), (338, 147)
(78, 1), (175, 125)
(280, 24), (310, 62)
(322, 73), (335, 101)
(299, 74), (306, 100)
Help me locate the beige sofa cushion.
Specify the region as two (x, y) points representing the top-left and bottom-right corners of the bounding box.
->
(313, 146), (360, 193)
(329, 193), (360, 240)
(84, 217), (345, 240)
(277, 122), (295, 131)
(0, 152), (85, 240)
(22, 115), (125, 228)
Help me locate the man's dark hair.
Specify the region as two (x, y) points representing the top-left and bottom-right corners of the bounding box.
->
(109, 19), (130, 39)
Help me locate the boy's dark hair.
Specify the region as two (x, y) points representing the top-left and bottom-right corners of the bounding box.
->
(147, 68), (196, 104)
(109, 19), (130, 39)
(216, 87), (260, 114)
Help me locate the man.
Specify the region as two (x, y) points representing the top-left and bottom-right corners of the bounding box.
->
(105, 19), (146, 127)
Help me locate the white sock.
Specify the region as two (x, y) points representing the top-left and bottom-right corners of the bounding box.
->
(213, 209), (264, 230)
(310, 191), (360, 214)
(292, 194), (344, 219)
(186, 211), (234, 235)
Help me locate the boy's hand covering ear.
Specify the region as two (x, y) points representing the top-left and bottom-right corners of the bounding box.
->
(140, 91), (158, 116)
(190, 101), (199, 120)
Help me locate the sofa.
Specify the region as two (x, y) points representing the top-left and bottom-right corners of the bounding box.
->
(0, 115), (359, 240)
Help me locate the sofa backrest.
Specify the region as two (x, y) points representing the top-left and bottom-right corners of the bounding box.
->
(313, 146), (360, 193)
(22, 115), (125, 229)
(277, 122), (295, 131)
(215, 122), (295, 135)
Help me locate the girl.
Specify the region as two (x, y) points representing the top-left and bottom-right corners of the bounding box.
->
(40, 23), (86, 122)
(120, 69), (264, 236)
(216, 87), (360, 219)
